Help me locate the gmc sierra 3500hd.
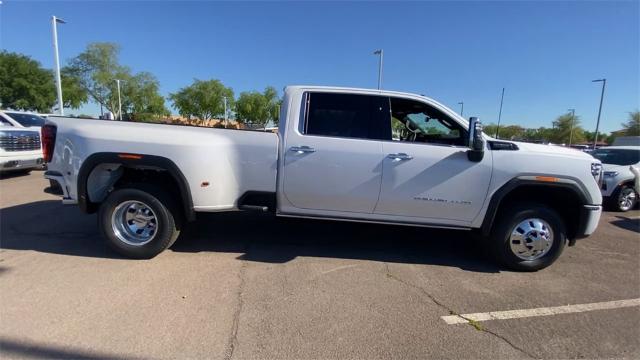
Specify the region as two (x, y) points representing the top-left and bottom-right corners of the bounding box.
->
(43, 86), (603, 271)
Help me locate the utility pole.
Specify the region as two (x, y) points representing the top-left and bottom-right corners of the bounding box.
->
(495, 87), (505, 138)
(223, 96), (228, 128)
(591, 79), (606, 149)
(457, 101), (464, 116)
(373, 49), (383, 90)
(568, 108), (575, 145)
(114, 79), (123, 120)
(51, 16), (66, 115)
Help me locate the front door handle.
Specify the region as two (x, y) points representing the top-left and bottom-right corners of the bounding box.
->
(387, 153), (413, 161)
(290, 146), (316, 153)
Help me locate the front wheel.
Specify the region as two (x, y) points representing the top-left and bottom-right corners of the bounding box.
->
(490, 203), (566, 271)
(615, 185), (637, 212)
(98, 186), (182, 259)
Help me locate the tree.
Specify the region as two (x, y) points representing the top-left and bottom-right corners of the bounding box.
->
(0, 51), (87, 112)
(64, 43), (126, 114)
(482, 123), (524, 140)
(121, 72), (169, 121)
(0, 51), (54, 111)
(64, 42), (167, 120)
(169, 79), (234, 124)
(235, 86), (281, 129)
(60, 69), (89, 109)
(621, 111), (640, 136)
(550, 113), (585, 144)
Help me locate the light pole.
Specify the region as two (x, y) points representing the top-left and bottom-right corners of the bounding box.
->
(223, 96), (228, 128)
(567, 108), (575, 145)
(373, 49), (383, 90)
(457, 101), (464, 116)
(495, 87), (505, 138)
(51, 16), (66, 115)
(592, 78), (606, 149)
(114, 79), (124, 120)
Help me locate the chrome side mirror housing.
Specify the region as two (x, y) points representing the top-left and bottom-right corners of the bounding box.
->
(467, 117), (485, 162)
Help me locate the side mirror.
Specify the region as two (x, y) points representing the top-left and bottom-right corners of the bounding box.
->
(467, 117), (485, 162)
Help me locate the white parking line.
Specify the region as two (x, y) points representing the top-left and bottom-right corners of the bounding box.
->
(441, 298), (640, 325)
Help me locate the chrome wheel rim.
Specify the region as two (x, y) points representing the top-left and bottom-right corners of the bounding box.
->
(509, 218), (554, 260)
(618, 188), (637, 211)
(111, 200), (158, 246)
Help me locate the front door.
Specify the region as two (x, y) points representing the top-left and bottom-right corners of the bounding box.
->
(374, 97), (492, 223)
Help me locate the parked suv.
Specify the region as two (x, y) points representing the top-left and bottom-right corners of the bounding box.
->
(591, 146), (640, 211)
(0, 124), (43, 174)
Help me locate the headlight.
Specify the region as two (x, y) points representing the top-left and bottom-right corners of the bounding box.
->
(591, 163), (603, 186)
(604, 171), (619, 177)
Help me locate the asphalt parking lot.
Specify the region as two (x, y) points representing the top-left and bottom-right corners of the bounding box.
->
(1, 171), (639, 359)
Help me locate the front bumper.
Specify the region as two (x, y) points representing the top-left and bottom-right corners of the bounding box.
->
(573, 204), (602, 243)
(0, 154), (43, 172)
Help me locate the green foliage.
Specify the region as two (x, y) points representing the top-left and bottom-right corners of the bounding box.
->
(621, 111), (640, 136)
(60, 69), (88, 109)
(235, 86), (281, 129)
(0, 51), (56, 111)
(169, 79), (234, 124)
(64, 42), (167, 120)
(483, 123), (525, 140)
(122, 72), (169, 121)
(550, 113), (585, 144)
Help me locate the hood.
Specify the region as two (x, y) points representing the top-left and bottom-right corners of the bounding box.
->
(508, 141), (595, 161)
(602, 163), (633, 174)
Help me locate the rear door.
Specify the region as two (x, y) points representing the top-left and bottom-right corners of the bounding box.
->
(281, 92), (388, 214)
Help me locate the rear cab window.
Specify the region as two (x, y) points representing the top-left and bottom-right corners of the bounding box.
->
(303, 92), (389, 140)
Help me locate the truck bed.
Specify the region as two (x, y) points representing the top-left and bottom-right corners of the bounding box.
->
(47, 117), (279, 211)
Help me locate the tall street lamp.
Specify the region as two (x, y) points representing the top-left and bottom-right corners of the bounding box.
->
(495, 87), (505, 138)
(51, 16), (66, 115)
(373, 49), (383, 90)
(457, 101), (464, 116)
(114, 79), (124, 120)
(592, 78), (606, 149)
(567, 108), (575, 145)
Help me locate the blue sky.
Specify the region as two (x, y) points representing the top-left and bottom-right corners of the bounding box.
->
(1, 0), (638, 132)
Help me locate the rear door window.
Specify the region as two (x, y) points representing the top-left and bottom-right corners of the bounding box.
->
(304, 92), (388, 140)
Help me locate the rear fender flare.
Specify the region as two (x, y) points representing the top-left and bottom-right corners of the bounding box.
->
(77, 152), (195, 221)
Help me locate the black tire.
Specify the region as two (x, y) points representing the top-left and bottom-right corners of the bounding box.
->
(490, 203), (566, 271)
(98, 184), (182, 259)
(612, 185), (637, 212)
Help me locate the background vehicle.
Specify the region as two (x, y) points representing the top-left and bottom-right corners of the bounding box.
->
(0, 110), (47, 129)
(0, 122), (43, 174)
(43, 86), (603, 271)
(591, 146), (640, 211)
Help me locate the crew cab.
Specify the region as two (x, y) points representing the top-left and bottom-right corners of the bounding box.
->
(43, 86), (603, 271)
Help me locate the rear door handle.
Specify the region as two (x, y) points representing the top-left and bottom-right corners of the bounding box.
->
(387, 153), (413, 161)
(290, 146), (316, 153)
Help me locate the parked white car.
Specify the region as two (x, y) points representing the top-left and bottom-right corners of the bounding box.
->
(43, 86), (603, 271)
(591, 146), (640, 211)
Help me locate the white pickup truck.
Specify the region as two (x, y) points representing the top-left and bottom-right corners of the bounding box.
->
(44, 86), (604, 271)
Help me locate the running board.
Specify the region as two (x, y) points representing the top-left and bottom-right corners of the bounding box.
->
(239, 205), (269, 212)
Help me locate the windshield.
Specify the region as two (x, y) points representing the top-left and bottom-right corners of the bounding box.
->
(6, 112), (45, 127)
(591, 149), (640, 166)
